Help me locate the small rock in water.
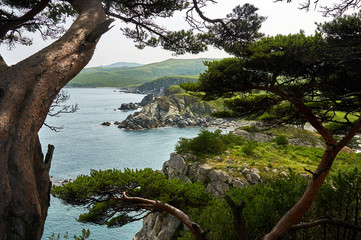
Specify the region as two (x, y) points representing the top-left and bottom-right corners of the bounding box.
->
(101, 121), (111, 126)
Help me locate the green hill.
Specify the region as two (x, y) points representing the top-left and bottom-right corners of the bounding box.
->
(135, 75), (198, 95)
(68, 58), (216, 87)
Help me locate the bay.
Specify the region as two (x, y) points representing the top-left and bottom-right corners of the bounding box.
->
(40, 88), (202, 239)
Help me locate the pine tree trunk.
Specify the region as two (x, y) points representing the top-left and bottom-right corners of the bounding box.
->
(264, 146), (338, 239)
(0, 0), (108, 238)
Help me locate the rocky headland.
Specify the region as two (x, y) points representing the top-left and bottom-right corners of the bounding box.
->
(105, 86), (246, 130)
(116, 93), (245, 130)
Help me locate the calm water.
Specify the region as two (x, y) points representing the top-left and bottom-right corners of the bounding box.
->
(40, 88), (202, 239)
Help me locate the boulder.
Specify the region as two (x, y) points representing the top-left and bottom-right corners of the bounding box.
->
(245, 168), (261, 185)
(162, 153), (188, 181)
(206, 181), (229, 196)
(119, 102), (139, 111)
(101, 121), (111, 126)
(133, 212), (182, 240)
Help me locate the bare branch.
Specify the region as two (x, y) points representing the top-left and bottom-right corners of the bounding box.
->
(291, 217), (361, 231)
(44, 90), (79, 132)
(0, 0), (51, 39)
(275, 0), (361, 16)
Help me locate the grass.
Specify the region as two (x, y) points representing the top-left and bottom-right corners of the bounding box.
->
(201, 142), (361, 181)
(176, 127), (361, 181)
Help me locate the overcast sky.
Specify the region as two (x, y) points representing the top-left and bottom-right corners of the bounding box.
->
(1, 0), (332, 68)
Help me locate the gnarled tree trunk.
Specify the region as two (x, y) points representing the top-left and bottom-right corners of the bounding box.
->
(264, 115), (361, 240)
(0, 0), (109, 239)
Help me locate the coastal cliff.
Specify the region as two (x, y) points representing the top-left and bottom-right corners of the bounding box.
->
(116, 87), (244, 130)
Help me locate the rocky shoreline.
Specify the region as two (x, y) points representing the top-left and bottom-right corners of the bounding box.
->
(102, 92), (248, 130)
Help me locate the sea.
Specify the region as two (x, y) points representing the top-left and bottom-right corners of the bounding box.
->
(40, 88), (203, 239)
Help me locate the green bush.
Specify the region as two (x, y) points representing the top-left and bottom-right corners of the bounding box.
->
(52, 168), (213, 228)
(175, 129), (245, 157)
(242, 140), (258, 156)
(178, 169), (361, 240)
(240, 125), (258, 132)
(274, 135), (289, 146)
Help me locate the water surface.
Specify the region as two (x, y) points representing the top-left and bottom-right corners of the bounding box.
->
(40, 88), (202, 239)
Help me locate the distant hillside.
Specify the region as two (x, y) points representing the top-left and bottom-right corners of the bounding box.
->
(68, 58), (216, 87)
(134, 75), (198, 95)
(98, 62), (144, 68)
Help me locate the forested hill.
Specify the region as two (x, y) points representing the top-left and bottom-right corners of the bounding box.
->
(134, 75), (198, 95)
(68, 58), (216, 87)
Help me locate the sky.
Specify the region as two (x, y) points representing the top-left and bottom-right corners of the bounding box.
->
(0, 0), (333, 68)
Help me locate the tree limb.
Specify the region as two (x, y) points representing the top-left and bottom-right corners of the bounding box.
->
(224, 195), (248, 240)
(291, 217), (361, 231)
(0, 0), (50, 39)
(120, 192), (207, 240)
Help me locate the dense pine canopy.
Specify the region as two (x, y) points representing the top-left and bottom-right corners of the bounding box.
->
(193, 12), (361, 133)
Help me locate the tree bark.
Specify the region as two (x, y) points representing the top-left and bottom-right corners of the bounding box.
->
(0, 0), (109, 239)
(224, 195), (248, 240)
(264, 116), (361, 240)
(264, 146), (338, 239)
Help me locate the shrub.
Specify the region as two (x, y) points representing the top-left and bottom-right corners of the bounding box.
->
(242, 140), (258, 156)
(179, 169), (361, 240)
(274, 135), (289, 146)
(175, 129), (245, 156)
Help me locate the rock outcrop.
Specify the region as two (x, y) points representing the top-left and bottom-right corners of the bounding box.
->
(139, 94), (154, 106)
(118, 94), (245, 130)
(232, 129), (324, 148)
(133, 212), (182, 240)
(133, 153), (256, 240)
(119, 102), (139, 111)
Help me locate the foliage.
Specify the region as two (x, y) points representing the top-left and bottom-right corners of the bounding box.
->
(179, 169), (361, 240)
(274, 135), (289, 146)
(140, 75), (198, 95)
(48, 229), (91, 240)
(242, 140), (258, 156)
(0, 0), (75, 47)
(175, 129), (245, 157)
(175, 126), (361, 178)
(192, 14), (361, 236)
(52, 168), (213, 228)
(197, 14), (361, 131)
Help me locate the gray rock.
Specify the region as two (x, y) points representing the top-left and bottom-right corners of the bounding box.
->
(205, 181), (229, 196)
(133, 212), (182, 240)
(187, 163), (212, 184)
(101, 121), (111, 126)
(232, 178), (247, 188)
(208, 170), (230, 183)
(119, 102), (139, 111)
(139, 94), (154, 106)
(163, 153), (188, 180)
(246, 168), (261, 185)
